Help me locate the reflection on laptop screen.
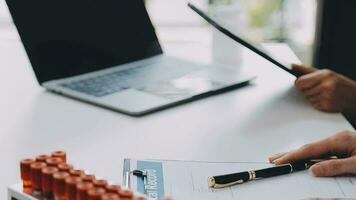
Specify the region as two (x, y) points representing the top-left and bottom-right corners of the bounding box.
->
(7, 0), (162, 83)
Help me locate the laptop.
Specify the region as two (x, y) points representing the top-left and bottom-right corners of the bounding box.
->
(6, 0), (254, 116)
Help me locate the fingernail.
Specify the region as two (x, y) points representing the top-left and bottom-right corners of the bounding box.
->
(272, 158), (281, 164)
(268, 155), (278, 162)
(309, 165), (320, 177)
(309, 168), (316, 177)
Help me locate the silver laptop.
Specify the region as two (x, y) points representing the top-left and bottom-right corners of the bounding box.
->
(6, 0), (254, 116)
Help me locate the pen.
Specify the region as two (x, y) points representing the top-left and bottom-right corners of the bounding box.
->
(208, 160), (320, 188)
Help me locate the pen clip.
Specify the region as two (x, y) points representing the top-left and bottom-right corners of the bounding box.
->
(208, 177), (244, 188)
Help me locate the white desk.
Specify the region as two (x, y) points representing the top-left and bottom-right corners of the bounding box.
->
(0, 27), (353, 199)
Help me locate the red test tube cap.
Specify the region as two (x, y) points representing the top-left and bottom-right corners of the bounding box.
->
(101, 193), (120, 200)
(58, 163), (73, 172)
(51, 151), (67, 163)
(87, 187), (106, 200)
(36, 155), (50, 162)
(105, 185), (121, 194)
(81, 174), (96, 183)
(118, 189), (134, 199)
(69, 169), (85, 177)
(46, 157), (63, 167)
(93, 179), (108, 189)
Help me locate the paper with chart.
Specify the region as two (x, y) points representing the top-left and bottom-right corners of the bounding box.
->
(123, 159), (356, 200)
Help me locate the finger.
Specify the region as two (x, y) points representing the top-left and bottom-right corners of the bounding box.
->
(308, 96), (321, 104)
(312, 102), (325, 111)
(302, 84), (324, 98)
(295, 70), (330, 91)
(273, 132), (353, 165)
(269, 152), (288, 163)
(273, 140), (335, 165)
(310, 157), (356, 177)
(292, 64), (318, 74)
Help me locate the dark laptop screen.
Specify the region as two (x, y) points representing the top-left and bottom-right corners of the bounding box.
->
(6, 0), (162, 83)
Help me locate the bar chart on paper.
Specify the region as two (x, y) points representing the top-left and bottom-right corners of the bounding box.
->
(124, 159), (356, 200)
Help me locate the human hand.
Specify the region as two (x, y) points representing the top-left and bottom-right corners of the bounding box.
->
(292, 64), (356, 113)
(269, 131), (356, 177)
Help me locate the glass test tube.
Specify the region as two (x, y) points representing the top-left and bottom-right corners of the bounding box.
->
(20, 159), (34, 188)
(76, 182), (94, 200)
(53, 171), (70, 200)
(41, 166), (59, 199)
(65, 176), (82, 200)
(30, 162), (48, 197)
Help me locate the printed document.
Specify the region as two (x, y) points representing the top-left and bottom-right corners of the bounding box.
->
(123, 159), (356, 200)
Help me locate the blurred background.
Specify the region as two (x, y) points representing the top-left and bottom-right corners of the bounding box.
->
(0, 0), (318, 65)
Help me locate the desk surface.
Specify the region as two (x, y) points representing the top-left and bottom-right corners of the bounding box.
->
(0, 27), (354, 199)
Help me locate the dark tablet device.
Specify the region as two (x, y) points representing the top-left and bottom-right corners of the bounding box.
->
(188, 3), (304, 78)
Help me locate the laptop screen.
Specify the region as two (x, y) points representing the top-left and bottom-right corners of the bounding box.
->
(6, 0), (162, 83)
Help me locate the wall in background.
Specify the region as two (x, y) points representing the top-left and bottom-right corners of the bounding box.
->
(0, 0), (317, 65)
(0, 0), (11, 24)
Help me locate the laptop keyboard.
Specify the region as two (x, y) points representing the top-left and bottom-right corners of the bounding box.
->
(61, 66), (144, 97)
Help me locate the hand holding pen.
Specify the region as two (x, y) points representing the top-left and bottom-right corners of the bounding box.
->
(209, 130), (356, 188)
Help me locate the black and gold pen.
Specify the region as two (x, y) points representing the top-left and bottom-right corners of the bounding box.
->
(208, 160), (319, 188)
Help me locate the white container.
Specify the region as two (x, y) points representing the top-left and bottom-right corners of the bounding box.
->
(212, 4), (248, 68)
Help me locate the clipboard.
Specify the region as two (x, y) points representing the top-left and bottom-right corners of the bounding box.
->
(123, 158), (356, 200)
(123, 159), (165, 200)
(188, 2), (304, 78)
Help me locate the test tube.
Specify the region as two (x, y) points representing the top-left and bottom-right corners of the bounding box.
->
(51, 151), (67, 163)
(65, 176), (82, 200)
(105, 185), (121, 194)
(20, 159), (34, 188)
(41, 166), (59, 199)
(30, 162), (47, 195)
(87, 187), (106, 200)
(53, 171), (70, 200)
(93, 179), (108, 190)
(58, 163), (73, 172)
(69, 169), (85, 177)
(118, 189), (134, 200)
(36, 155), (50, 163)
(100, 193), (120, 200)
(46, 157), (63, 167)
(76, 182), (94, 200)
(81, 174), (96, 183)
